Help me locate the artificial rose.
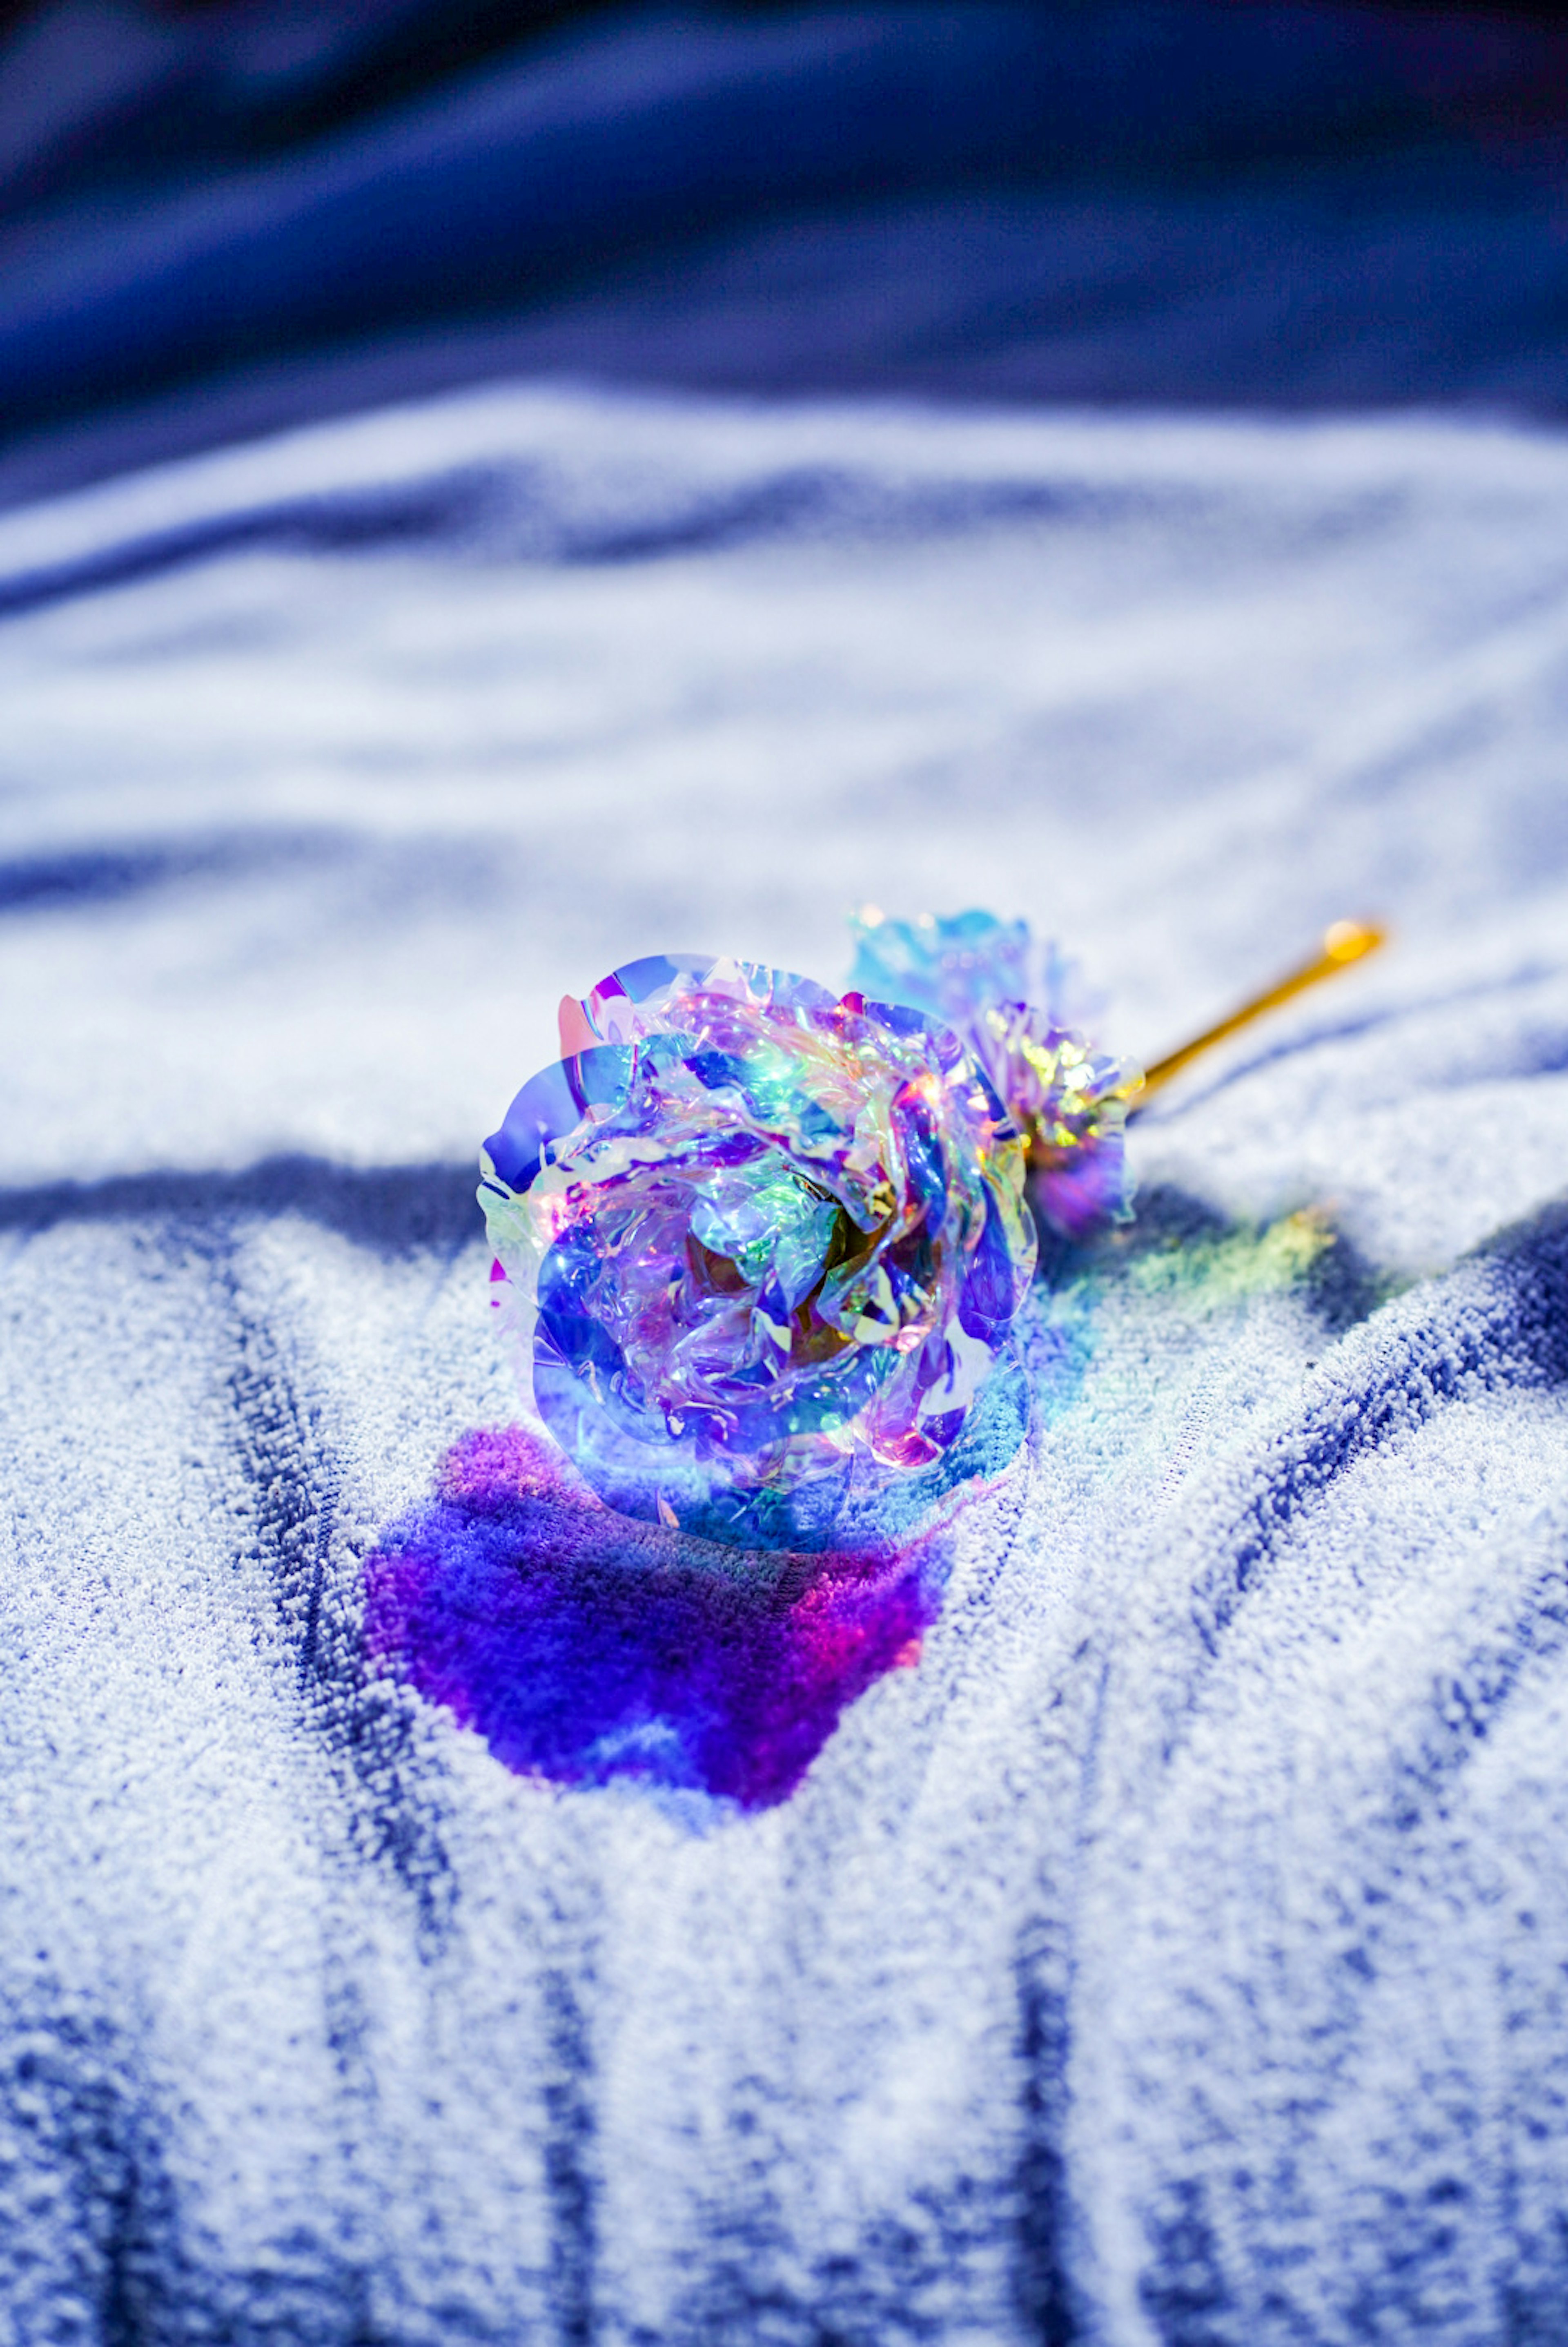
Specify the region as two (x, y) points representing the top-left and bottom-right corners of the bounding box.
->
(479, 953), (1035, 1549)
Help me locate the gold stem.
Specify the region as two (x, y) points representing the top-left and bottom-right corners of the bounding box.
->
(1129, 919), (1387, 1108)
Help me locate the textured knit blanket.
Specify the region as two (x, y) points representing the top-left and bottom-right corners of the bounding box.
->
(4, 10), (1568, 2345)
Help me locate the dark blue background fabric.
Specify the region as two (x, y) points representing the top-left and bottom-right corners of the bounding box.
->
(2, 0), (1568, 502)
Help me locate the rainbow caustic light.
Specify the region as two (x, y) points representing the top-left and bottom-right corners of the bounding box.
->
(478, 918), (1134, 1551)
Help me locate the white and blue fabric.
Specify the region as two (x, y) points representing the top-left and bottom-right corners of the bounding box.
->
(2, 7), (1568, 2341)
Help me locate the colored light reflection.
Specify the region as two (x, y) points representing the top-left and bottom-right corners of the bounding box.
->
(362, 1424), (951, 1811)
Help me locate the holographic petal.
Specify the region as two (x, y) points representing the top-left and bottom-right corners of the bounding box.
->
(480, 954), (1035, 1549)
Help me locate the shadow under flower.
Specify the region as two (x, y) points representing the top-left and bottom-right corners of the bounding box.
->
(363, 1426), (953, 1812)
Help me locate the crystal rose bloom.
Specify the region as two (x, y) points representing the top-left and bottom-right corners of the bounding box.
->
(479, 953), (1036, 1549)
(846, 907), (1136, 1238)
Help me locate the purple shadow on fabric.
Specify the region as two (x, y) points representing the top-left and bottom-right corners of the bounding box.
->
(363, 1426), (947, 1811)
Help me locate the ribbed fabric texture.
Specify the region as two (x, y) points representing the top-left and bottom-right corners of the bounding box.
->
(1, 377), (1566, 2340)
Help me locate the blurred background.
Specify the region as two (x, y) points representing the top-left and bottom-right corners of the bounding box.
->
(2, 0), (1567, 1209)
(4, 0), (1568, 501)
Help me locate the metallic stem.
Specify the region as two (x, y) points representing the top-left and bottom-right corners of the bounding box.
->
(1129, 919), (1388, 1109)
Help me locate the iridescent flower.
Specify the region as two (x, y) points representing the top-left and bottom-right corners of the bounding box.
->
(479, 953), (1035, 1550)
(846, 908), (1137, 1238)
